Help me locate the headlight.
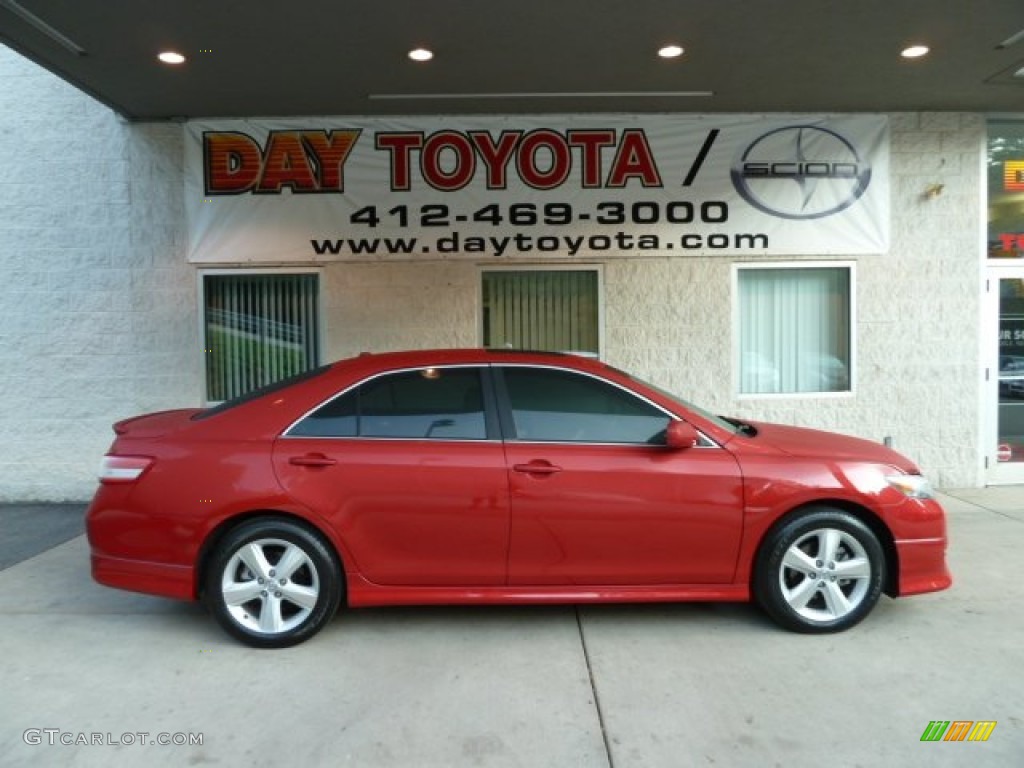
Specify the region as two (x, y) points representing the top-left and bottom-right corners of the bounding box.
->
(885, 473), (934, 499)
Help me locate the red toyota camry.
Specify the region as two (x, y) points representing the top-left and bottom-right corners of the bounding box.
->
(86, 349), (951, 647)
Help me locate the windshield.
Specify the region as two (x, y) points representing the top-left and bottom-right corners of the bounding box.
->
(614, 368), (742, 436)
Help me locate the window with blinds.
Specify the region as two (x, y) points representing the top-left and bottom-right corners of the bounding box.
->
(482, 270), (600, 355)
(737, 265), (852, 395)
(203, 273), (320, 402)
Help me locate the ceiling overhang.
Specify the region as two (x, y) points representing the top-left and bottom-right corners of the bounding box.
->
(1, 0), (1023, 120)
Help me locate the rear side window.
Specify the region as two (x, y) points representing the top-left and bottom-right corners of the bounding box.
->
(501, 367), (668, 444)
(290, 368), (487, 440)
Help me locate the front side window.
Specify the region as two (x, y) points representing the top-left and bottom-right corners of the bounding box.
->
(737, 265), (852, 395)
(291, 368), (487, 440)
(203, 272), (320, 402)
(502, 367), (668, 444)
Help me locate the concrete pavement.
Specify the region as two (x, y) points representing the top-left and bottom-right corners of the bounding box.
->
(0, 490), (1021, 767)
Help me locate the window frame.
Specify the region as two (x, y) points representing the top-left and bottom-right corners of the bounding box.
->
(478, 264), (605, 356)
(198, 267), (325, 405)
(283, 362), (719, 448)
(731, 261), (857, 400)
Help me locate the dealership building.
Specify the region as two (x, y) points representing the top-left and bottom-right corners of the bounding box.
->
(1, 36), (1023, 500)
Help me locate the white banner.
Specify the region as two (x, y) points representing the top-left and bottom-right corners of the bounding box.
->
(184, 115), (889, 262)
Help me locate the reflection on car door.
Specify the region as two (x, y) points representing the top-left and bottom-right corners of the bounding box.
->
(273, 366), (510, 586)
(498, 366), (744, 585)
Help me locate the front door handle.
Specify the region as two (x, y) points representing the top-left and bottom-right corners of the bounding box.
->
(513, 460), (562, 476)
(289, 454), (337, 468)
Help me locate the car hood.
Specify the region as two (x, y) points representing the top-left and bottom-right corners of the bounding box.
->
(113, 409), (204, 438)
(742, 421), (921, 473)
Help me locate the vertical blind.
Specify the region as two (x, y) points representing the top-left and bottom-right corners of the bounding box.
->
(203, 273), (320, 401)
(482, 270), (599, 354)
(738, 267), (851, 394)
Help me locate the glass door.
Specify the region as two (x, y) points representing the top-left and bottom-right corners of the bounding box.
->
(990, 271), (1024, 483)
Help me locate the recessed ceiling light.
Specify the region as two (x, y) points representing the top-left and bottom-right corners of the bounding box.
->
(901, 45), (929, 59)
(408, 48), (434, 62)
(158, 51), (186, 65)
(658, 44), (685, 59)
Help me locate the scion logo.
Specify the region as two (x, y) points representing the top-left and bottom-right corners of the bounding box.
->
(731, 125), (872, 220)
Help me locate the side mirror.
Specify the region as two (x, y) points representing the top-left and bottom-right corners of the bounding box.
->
(665, 420), (699, 449)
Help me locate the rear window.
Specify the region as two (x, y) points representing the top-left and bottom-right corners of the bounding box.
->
(192, 364), (333, 420)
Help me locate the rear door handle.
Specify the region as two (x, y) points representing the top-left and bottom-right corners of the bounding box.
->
(289, 454), (337, 468)
(513, 461), (562, 476)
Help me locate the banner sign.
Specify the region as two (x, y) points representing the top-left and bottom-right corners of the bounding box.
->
(184, 115), (889, 263)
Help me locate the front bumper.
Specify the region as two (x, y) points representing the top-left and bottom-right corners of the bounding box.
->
(894, 536), (952, 596)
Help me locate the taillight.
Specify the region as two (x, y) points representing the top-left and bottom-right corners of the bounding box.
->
(98, 455), (154, 484)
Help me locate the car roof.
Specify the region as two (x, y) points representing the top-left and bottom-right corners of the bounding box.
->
(336, 348), (607, 372)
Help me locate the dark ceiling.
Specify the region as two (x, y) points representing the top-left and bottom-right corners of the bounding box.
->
(1, 0), (1023, 121)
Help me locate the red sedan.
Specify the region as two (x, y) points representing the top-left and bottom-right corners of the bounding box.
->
(86, 349), (951, 647)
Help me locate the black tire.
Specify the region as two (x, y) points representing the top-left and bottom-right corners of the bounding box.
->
(205, 518), (342, 648)
(753, 507), (885, 633)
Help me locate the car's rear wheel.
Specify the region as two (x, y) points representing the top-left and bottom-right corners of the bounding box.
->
(206, 518), (342, 648)
(754, 507), (884, 633)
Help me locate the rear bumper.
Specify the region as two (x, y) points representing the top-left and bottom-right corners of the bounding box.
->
(894, 537), (952, 596)
(86, 487), (200, 601)
(90, 553), (196, 601)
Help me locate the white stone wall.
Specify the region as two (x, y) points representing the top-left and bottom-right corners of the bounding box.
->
(606, 113), (985, 488)
(0, 47), (199, 501)
(323, 262), (479, 359)
(719, 114), (984, 488)
(0, 43), (984, 499)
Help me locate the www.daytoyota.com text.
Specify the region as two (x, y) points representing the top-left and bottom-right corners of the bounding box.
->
(309, 200), (769, 257)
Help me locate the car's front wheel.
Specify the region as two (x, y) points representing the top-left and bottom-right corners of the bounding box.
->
(205, 518), (342, 648)
(754, 508), (885, 633)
